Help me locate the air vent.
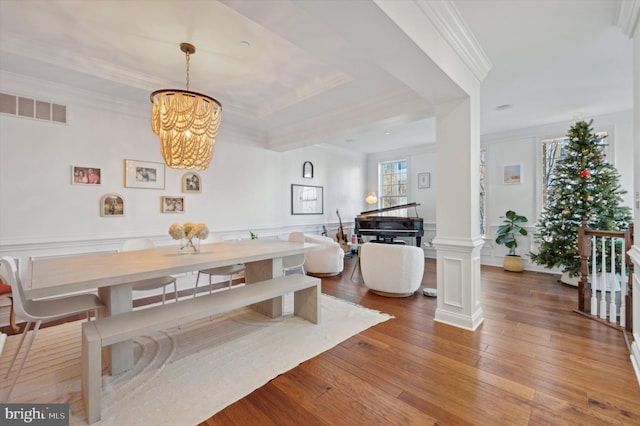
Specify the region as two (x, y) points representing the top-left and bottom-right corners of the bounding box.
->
(0, 92), (67, 124)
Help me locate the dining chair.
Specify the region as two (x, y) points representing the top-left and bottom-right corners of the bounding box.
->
(122, 239), (178, 303)
(194, 264), (246, 297)
(282, 232), (306, 275)
(1, 256), (104, 402)
(194, 235), (245, 297)
(0, 277), (19, 334)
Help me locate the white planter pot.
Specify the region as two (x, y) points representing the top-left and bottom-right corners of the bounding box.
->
(560, 272), (580, 287)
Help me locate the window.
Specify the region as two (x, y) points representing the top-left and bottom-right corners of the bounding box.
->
(379, 160), (407, 214)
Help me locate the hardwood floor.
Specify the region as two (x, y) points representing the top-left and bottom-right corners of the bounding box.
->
(201, 256), (640, 426)
(2, 255), (636, 424)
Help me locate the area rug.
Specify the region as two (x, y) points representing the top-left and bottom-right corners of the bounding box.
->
(0, 294), (392, 425)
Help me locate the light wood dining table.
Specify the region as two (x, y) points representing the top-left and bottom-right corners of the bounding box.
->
(26, 239), (318, 375)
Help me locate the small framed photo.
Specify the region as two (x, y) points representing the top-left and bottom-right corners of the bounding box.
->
(161, 196), (185, 213)
(503, 164), (521, 185)
(100, 193), (124, 217)
(124, 159), (165, 189)
(418, 172), (430, 189)
(182, 172), (201, 193)
(72, 166), (101, 185)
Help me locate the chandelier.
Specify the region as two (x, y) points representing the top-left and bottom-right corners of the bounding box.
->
(151, 42), (222, 170)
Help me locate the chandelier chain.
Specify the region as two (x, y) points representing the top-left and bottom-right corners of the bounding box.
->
(185, 51), (191, 91)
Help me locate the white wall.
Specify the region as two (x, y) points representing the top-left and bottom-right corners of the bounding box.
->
(366, 144), (437, 256)
(0, 72), (366, 268)
(367, 144), (437, 222)
(367, 110), (636, 270)
(0, 70), (635, 329)
(479, 111), (634, 271)
(628, 12), (640, 387)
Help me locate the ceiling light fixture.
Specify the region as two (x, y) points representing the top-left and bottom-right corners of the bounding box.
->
(151, 42), (222, 171)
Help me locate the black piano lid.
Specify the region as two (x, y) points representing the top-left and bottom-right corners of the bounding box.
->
(359, 202), (421, 217)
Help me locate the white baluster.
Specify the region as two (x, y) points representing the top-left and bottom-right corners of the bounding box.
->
(620, 237), (626, 328)
(609, 237), (617, 324)
(599, 237), (607, 320)
(590, 235), (597, 315)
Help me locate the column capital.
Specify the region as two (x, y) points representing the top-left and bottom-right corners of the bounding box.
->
(432, 235), (484, 251)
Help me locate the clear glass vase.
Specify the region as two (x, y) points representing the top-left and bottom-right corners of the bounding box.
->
(180, 237), (200, 254)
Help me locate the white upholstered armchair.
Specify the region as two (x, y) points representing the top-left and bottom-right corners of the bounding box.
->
(301, 234), (345, 276)
(360, 242), (424, 297)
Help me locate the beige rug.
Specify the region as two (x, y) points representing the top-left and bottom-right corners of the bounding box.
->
(0, 294), (392, 425)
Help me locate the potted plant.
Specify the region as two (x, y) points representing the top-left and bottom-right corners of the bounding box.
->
(495, 210), (528, 272)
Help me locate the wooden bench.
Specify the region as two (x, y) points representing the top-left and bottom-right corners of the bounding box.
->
(82, 274), (321, 424)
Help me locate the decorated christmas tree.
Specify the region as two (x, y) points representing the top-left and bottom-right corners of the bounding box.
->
(530, 120), (632, 278)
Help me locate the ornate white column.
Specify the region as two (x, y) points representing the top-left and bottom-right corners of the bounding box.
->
(616, 0), (640, 385)
(434, 237), (484, 329)
(629, 18), (640, 387)
(372, 0), (489, 330)
(433, 96), (484, 330)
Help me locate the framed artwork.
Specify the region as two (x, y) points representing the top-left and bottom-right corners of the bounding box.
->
(72, 166), (101, 185)
(503, 164), (521, 185)
(161, 196), (185, 213)
(100, 193), (124, 217)
(124, 159), (165, 189)
(291, 184), (323, 215)
(182, 172), (201, 193)
(418, 172), (430, 189)
(302, 161), (314, 179)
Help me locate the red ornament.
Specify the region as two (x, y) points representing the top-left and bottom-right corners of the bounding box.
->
(579, 169), (591, 178)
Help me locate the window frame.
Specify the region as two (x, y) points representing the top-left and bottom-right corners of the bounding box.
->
(377, 159), (408, 215)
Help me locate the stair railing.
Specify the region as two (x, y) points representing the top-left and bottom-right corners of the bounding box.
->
(578, 221), (634, 330)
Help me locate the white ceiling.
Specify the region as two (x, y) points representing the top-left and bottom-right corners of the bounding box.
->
(0, 0), (633, 154)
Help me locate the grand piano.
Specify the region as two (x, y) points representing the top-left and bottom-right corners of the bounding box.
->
(355, 202), (424, 247)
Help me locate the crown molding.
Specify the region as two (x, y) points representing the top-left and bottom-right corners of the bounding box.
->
(414, 0), (492, 81)
(616, 0), (640, 38)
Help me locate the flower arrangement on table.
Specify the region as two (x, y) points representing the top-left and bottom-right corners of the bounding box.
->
(169, 222), (209, 253)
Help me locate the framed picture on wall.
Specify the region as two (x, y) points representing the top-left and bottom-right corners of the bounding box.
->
(72, 166), (101, 185)
(418, 172), (431, 189)
(291, 184), (323, 215)
(161, 196), (185, 213)
(503, 164), (522, 185)
(182, 172), (201, 193)
(100, 193), (124, 217)
(124, 159), (165, 189)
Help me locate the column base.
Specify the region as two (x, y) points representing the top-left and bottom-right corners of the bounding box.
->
(432, 236), (485, 331)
